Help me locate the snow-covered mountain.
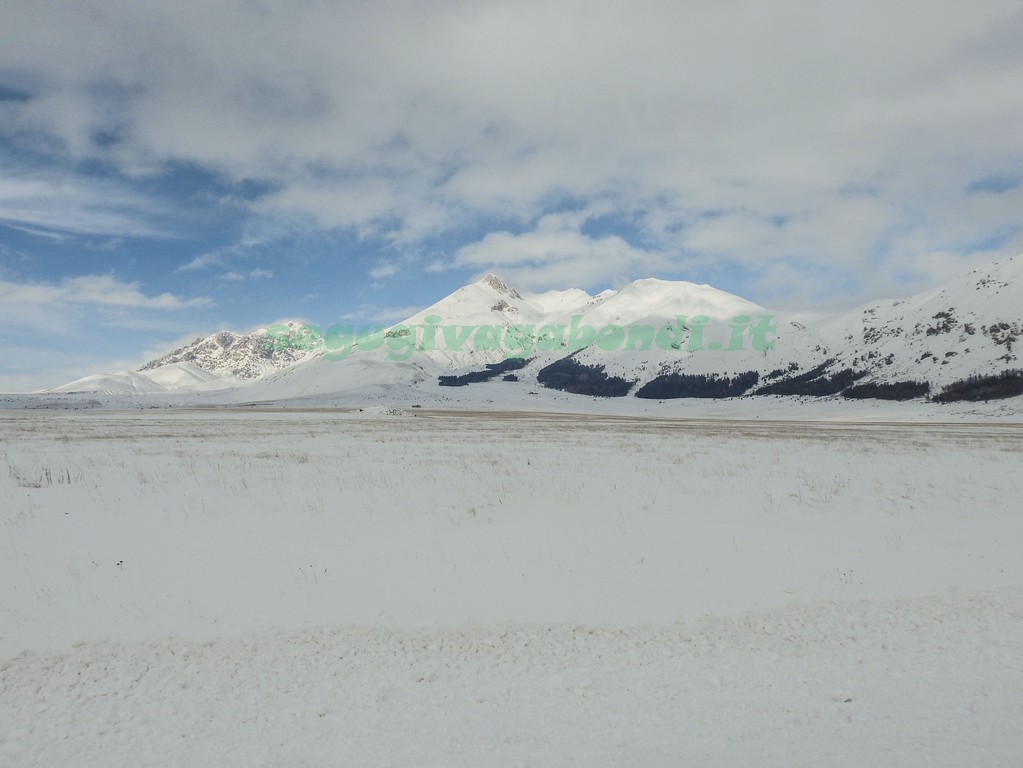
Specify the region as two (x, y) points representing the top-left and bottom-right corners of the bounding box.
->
(536, 277), (832, 385)
(820, 255), (1023, 387)
(46, 256), (1023, 402)
(138, 322), (316, 380)
(48, 323), (316, 395)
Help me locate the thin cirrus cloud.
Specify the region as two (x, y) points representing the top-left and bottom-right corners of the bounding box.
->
(0, 0), (1022, 305)
(0, 174), (172, 239)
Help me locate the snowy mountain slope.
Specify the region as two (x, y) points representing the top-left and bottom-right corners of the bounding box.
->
(521, 286), (594, 314)
(403, 274), (825, 373)
(531, 277), (833, 384)
(233, 353), (445, 402)
(49, 369), (169, 395)
(48, 362), (238, 395)
(402, 274), (553, 328)
(138, 362), (239, 390)
(392, 274), (574, 368)
(546, 277), (759, 327)
(821, 254), (1023, 387)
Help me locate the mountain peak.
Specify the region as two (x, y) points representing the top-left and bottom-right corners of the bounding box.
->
(480, 274), (522, 299)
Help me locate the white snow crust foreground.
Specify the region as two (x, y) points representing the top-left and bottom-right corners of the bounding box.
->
(2, 409), (1022, 766)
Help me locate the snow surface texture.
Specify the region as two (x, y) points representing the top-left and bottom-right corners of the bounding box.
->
(2, 409), (1022, 766)
(4, 590), (1022, 767)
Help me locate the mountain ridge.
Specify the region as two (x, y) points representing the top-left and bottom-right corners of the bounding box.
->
(45, 259), (1023, 402)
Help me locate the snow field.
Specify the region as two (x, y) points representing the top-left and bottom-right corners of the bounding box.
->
(1, 409), (1022, 766)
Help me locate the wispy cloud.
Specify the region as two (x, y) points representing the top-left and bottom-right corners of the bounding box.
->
(3, 222), (75, 241)
(338, 304), (428, 325)
(218, 268), (274, 282)
(369, 262), (399, 280)
(0, 172), (173, 239)
(178, 252), (225, 272)
(0, 274), (209, 309)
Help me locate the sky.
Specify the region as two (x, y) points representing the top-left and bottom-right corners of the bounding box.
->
(2, 0), (1023, 390)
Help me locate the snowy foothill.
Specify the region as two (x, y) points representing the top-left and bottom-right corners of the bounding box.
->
(2, 407), (1022, 766)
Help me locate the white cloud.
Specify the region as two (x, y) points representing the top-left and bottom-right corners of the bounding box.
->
(369, 263), (399, 280)
(218, 268), (273, 282)
(0, 274), (213, 389)
(2, 0), (1022, 299)
(0, 274), (209, 310)
(454, 212), (670, 290)
(0, 274), (210, 341)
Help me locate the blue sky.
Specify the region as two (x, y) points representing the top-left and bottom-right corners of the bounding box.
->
(2, 0), (1023, 390)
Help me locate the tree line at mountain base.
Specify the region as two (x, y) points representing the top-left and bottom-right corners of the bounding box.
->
(437, 356), (1023, 403)
(932, 370), (1023, 402)
(438, 358), (527, 387)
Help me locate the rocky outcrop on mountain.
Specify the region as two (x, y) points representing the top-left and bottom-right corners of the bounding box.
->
(137, 322), (314, 380)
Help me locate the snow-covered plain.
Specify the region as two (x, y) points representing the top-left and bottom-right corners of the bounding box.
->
(2, 408), (1022, 766)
